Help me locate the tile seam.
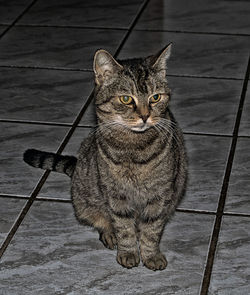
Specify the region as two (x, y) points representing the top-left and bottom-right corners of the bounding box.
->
(2, 193), (250, 218)
(0, 65), (245, 81)
(0, 120), (236, 137)
(1, 23), (249, 37)
(0, 0), (38, 40)
(134, 28), (250, 37)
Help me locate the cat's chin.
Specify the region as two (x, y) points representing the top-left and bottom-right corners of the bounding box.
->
(130, 124), (152, 133)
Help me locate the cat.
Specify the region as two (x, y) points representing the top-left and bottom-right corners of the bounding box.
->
(23, 44), (187, 271)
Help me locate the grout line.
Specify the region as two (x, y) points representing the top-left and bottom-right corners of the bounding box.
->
(0, 119), (240, 138)
(2, 193), (250, 218)
(12, 23), (128, 31)
(0, 193), (30, 199)
(167, 74), (244, 81)
(0, 65), (244, 81)
(200, 55), (250, 295)
(113, 0), (150, 58)
(176, 208), (216, 215)
(183, 132), (232, 138)
(134, 28), (250, 37)
(1, 23), (249, 38)
(224, 211), (250, 218)
(0, 64), (93, 72)
(0, 193), (71, 203)
(0, 119), (73, 127)
(0, 0), (38, 40)
(0, 0), (151, 260)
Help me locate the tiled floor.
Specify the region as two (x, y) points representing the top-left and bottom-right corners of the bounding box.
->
(0, 0), (249, 294)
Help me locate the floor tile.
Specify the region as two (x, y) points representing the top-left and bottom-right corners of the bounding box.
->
(225, 138), (250, 214)
(136, 0), (250, 35)
(0, 0), (31, 25)
(0, 198), (26, 245)
(38, 128), (92, 199)
(0, 201), (214, 294)
(0, 26), (126, 69)
(0, 25), (8, 34)
(0, 67), (93, 123)
(0, 122), (70, 195)
(239, 81), (250, 136)
(179, 134), (230, 211)
(118, 31), (250, 79)
(209, 216), (250, 295)
(18, 0), (144, 29)
(80, 77), (242, 135)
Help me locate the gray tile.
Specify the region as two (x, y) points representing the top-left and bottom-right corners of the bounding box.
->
(209, 216), (250, 295)
(39, 128), (92, 200)
(179, 134), (230, 211)
(239, 81), (250, 136)
(18, 0), (144, 29)
(0, 198), (26, 245)
(0, 0), (31, 24)
(225, 138), (250, 214)
(0, 122), (69, 195)
(0, 26), (126, 69)
(0, 67), (93, 123)
(136, 0), (250, 35)
(0, 201), (214, 294)
(80, 77), (242, 135)
(118, 31), (250, 79)
(0, 25), (7, 34)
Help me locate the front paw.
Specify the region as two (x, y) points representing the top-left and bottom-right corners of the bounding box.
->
(142, 252), (168, 271)
(116, 251), (140, 269)
(99, 231), (117, 250)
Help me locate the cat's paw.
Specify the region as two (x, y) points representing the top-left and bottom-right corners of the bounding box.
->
(99, 232), (117, 250)
(142, 252), (168, 271)
(116, 251), (140, 269)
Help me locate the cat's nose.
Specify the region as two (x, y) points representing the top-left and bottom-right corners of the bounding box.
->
(140, 114), (150, 123)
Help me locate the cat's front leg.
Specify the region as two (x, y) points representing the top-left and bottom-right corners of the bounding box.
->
(109, 196), (139, 269)
(139, 218), (167, 271)
(139, 198), (169, 271)
(112, 213), (140, 269)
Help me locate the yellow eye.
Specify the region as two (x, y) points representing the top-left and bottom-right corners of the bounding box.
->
(120, 96), (133, 105)
(150, 94), (161, 103)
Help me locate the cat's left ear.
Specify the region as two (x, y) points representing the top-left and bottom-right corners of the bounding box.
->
(151, 43), (172, 76)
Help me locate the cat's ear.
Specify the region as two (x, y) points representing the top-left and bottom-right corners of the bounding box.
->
(151, 43), (172, 77)
(93, 49), (123, 85)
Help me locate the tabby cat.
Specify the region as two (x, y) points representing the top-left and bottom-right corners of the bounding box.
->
(24, 44), (187, 271)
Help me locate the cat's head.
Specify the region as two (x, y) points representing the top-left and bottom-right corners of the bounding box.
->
(93, 44), (172, 133)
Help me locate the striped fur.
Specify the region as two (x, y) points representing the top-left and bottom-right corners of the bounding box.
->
(23, 149), (77, 177)
(24, 45), (187, 271)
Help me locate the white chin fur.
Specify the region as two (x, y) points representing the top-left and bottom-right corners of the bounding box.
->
(131, 125), (150, 132)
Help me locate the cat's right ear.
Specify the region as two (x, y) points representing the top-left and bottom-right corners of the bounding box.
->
(93, 50), (123, 85)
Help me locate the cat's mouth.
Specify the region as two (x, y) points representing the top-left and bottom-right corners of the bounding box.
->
(130, 123), (152, 133)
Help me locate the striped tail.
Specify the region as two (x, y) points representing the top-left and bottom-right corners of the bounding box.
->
(23, 149), (77, 177)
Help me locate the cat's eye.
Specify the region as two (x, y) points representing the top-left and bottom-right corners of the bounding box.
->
(150, 94), (161, 103)
(120, 96), (133, 105)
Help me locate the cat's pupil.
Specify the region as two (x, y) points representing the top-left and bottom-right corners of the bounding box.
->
(153, 94), (159, 100)
(123, 96), (129, 102)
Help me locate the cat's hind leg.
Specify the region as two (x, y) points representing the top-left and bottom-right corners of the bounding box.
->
(74, 204), (117, 250)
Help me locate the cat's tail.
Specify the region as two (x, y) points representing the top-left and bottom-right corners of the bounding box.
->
(23, 149), (77, 178)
